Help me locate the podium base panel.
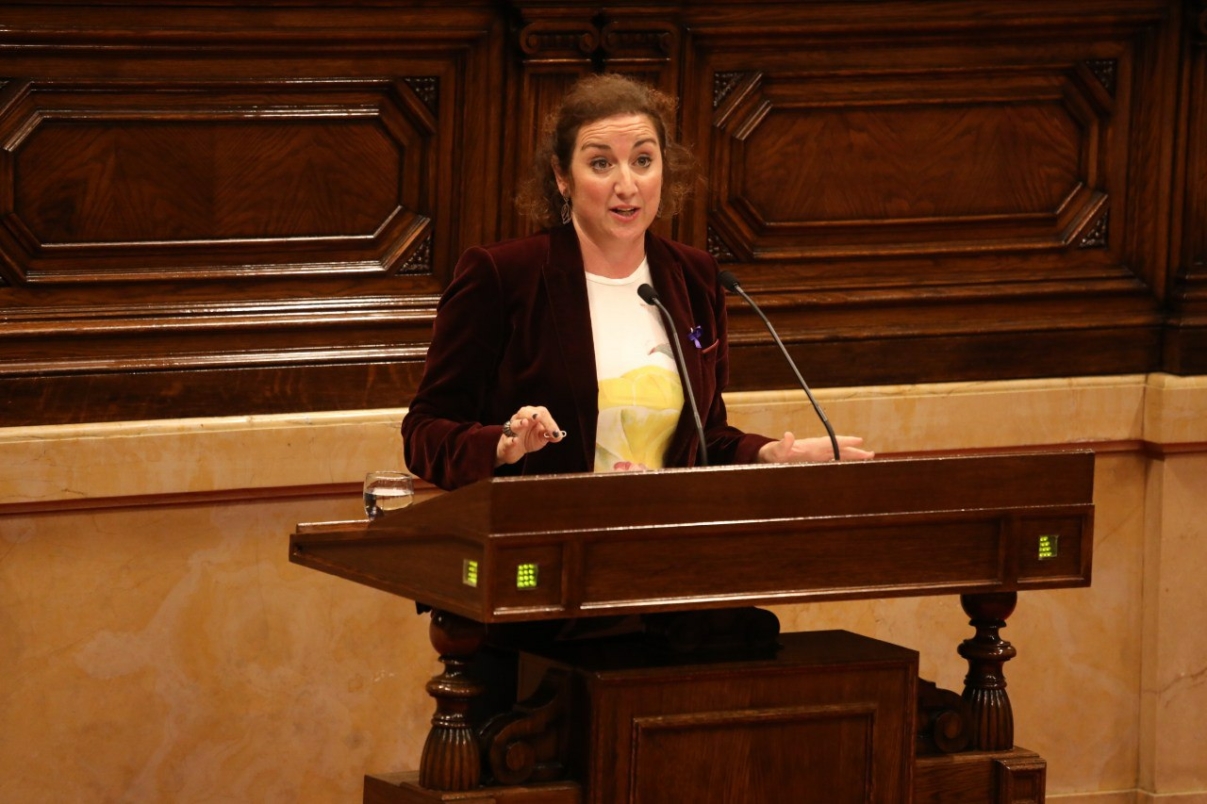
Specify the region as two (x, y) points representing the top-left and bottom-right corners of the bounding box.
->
(915, 747), (1046, 803)
(522, 629), (918, 804)
(364, 773), (582, 804)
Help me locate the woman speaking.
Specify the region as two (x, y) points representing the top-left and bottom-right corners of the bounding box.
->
(403, 73), (872, 491)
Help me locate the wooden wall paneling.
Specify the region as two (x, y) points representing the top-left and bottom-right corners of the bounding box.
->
(677, 1), (1177, 390)
(0, 4), (504, 425)
(505, 4), (599, 238)
(1165, 0), (1207, 373)
(0, 1), (1198, 427)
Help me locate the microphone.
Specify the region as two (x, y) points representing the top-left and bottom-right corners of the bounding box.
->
(637, 283), (709, 467)
(718, 270), (841, 461)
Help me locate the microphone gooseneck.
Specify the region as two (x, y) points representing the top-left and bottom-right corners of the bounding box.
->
(637, 283), (709, 467)
(718, 270), (841, 461)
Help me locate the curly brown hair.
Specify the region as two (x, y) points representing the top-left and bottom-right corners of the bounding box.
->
(516, 73), (698, 228)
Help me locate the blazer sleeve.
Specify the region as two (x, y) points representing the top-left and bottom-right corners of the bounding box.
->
(402, 247), (510, 490)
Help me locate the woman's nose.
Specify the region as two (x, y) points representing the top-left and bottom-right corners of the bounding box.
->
(614, 166), (637, 194)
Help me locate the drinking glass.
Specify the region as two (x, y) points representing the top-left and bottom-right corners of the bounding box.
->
(363, 471), (414, 518)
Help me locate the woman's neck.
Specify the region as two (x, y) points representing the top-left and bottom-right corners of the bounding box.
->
(574, 224), (646, 279)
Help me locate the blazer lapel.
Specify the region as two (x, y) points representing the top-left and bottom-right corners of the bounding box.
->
(646, 233), (704, 466)
(543, 225), (598, 468)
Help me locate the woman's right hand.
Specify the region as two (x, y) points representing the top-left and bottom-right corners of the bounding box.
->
(495, 405), (567, 466)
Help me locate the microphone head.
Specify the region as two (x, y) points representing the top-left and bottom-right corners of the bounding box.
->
(717, 270), (741, 291)
(637, 283), (660, 304)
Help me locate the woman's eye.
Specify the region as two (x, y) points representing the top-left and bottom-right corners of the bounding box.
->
(635, 154), (653, 167)
(590, 158), (610, 170)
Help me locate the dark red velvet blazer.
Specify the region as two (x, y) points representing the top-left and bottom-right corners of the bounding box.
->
(402, 224), (772, 490)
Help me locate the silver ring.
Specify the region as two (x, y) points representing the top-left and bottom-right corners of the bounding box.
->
(502, 420), (516, 438)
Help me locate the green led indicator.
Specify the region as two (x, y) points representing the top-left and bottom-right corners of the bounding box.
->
(1038, 534), (1059, 560)
(463, 559), (479, 587)
(516, 563), (539, 590)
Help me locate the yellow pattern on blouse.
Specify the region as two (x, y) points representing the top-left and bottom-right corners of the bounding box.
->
(594, 364), (683, 472)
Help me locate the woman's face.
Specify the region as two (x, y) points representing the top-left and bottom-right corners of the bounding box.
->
(555, 113), (663, 253)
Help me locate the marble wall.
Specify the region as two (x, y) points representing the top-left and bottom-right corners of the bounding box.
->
(1, 375), (1204, 803)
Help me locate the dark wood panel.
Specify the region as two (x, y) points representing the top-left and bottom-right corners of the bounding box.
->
(0, 360), (427, 426)
(728, 327), (1164, 390)
(1165, 0), (1207, 374)
(707, 70), (1103, 254)
(677, 0), (1175, 394)
(523, 630), (917, 804)
(631, 705), (877, 803)
(0, 3), (503, 425)
(2, 79), (433, 282)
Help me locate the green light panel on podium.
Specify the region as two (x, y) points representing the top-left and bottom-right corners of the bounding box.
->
(516, 563), (538, 589)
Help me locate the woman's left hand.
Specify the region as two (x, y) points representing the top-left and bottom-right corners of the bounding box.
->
(757, 432), (874, 463)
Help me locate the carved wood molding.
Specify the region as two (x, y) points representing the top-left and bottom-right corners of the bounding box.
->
(713, 71), (754, 109)
(706, 226), (738, 263)
(958, 593), (1017, 752)
(517, 14), (678, 64)
(916, 678), (972, 755)
(599, 20), (678, 61)
(479, 668), (571, 786)
(0, 298), (437, 377)
(1084, 59), (1118, 96)
(400, 235), (434, 275)
(419, 610), (486, 791)
(402, 77), (440, 113)
(517, 20), (599, 60)
(1078, 210), (1110, 248)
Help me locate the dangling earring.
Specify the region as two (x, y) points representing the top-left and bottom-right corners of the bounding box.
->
(560, 194), (572, 225)
(656, 200), (664, 219)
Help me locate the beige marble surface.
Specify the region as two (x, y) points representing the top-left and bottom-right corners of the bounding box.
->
(1141, 453), (1207, 795)
(0, 496), (436, 803)
(0, 409), (408, 506)
(1143, 374), (1207, 447)
(729, 374), (1149, 455)
(0, 373), (1166, 506)
(1, 373), (1204, 802)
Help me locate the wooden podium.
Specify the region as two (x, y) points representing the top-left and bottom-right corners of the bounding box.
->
(291, 451), (1094, 803)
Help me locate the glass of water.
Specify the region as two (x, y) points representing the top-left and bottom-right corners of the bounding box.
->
(363, 471), (414, 518)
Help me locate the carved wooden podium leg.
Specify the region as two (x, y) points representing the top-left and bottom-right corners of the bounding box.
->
(419, 610), (486, 791)
(958, 592), (1018, 751)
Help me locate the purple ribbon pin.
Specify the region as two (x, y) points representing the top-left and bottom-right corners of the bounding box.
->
(688, 325), (703, 349)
